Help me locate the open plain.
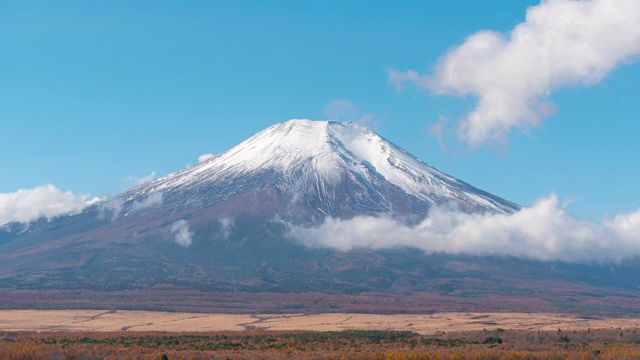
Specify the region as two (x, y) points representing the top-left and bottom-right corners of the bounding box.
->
(1, 310), (639, 333)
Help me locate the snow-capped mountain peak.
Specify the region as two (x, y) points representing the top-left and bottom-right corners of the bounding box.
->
(122, 119), (519, 219)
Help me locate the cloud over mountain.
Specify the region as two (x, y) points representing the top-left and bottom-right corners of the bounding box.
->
(126, 171), (157, 187)
(170, 220), (193, 247)
(131, 192), (163, 211)
(198, 154), (215, 163)
(0, 184), (89, 226)
(288, 194), (640, 263)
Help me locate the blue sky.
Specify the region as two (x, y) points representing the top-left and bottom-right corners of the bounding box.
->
(1, 0), (639, 220)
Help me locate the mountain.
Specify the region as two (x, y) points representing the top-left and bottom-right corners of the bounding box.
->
(1, 119), (639, 314)
(121, 119), (519, 222)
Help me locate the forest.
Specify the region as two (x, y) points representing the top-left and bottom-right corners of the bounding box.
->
(2, 327), (640, 359)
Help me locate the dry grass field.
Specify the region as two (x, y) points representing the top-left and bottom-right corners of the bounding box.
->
(1, 310), (638, 333)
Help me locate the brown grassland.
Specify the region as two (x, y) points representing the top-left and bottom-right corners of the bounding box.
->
(1, 311), (640, 359)
(1, 310), (639, 333)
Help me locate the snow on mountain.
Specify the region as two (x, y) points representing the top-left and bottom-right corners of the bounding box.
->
(114, 119), (519, 220)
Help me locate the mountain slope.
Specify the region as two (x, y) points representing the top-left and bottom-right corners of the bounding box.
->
(2, 119), (638, 314)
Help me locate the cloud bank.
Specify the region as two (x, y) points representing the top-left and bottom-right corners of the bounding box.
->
(288, 194), (640, 263)
(389, 0), (640, 147)
(0, 184), (89, 226)
(170, 220), (193, 247)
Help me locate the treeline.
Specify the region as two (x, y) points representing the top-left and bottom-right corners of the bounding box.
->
(1, 328), (640, 359)
(6, 289), (633, 315)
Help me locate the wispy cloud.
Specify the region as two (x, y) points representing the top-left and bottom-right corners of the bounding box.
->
(389, 0), (640, 147)
(131, 192), (163, 211)
(125, 171), (156, 187)
(323, 99), (380, 130)
(324, 99), (358, 121)
(0, 184), (89, 226)
(85, 196), (106, 205)
(429, 115), (450, 152)
(198, 154), (215, 163)
(97, 196), (124, 220)
(170, 220), (193, 247)
(288, 194), (640, 263)
(218, 217), (234, 240)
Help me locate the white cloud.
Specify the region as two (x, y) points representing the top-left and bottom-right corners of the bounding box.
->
(287, 194), (640, 263)
(170, 220), (193, 247)
(0, 184), (89, 226)
(389, 0), (640, 147)
(85, 196), (106, 205)
(218, 217), (234, 240)
(126, 171), (156, 187)
(198, 153), (215, 163)
(131, 192), (163, 211)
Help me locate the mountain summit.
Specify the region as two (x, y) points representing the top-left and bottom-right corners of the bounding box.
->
(120, 119), (518, 223)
